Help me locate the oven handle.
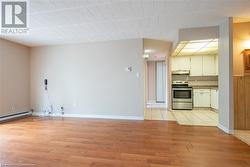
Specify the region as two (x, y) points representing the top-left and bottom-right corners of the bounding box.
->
(172, 88), (192, 91)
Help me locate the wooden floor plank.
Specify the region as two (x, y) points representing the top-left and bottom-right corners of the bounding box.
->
(0, 117), (250, 167)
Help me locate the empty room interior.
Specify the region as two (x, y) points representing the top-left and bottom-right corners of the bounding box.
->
(1, 0), (250, 166)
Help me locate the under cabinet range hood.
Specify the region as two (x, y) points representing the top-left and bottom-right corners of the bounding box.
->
(172, 39), (218, 57)
(172, 70), (190, 75)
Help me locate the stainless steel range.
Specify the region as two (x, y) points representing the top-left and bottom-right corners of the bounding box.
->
(172, 81), (193, 110)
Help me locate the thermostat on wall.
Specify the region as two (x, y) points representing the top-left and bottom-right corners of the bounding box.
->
(125, 66), (132, 72)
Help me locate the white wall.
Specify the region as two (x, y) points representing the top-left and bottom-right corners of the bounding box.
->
(0, 39), (30, 116)
(218, 18), (234, 133)
(30, 39), (144, 119)
(179, 26), (219, 42)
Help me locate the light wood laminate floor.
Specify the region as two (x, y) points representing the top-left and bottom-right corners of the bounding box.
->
(234, 130), (250, 146)
(1, 117), (250, 167)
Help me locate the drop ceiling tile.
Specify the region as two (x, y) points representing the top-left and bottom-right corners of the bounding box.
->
(1, 0), (250, 46)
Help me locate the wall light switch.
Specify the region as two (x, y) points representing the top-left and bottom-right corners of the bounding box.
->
(136, 72), (140, 78)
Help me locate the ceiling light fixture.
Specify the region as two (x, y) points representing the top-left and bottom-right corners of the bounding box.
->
(172, 39), (218, 56)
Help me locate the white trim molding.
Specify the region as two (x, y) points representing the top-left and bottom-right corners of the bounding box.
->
(32, 112), (144, 121)
(218, 123), (234, 134)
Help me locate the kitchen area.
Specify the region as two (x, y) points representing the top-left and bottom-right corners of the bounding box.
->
(171, 38), (219, 126)
(144, 26), (220, 125)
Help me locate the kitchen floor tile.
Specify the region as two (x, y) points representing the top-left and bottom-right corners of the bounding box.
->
(144, 108), (218, 127)
(171, 109), (218, 126)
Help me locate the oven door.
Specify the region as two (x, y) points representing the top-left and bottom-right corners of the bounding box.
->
(172, 88), (192, 102)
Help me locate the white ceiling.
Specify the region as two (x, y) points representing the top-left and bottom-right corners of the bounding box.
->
(1, 0), (250, 47)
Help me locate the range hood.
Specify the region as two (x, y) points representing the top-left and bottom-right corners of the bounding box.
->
(172, 39), (218, 56)
(172, 70), (190, 75)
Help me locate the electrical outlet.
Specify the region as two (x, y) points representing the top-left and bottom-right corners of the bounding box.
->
(60, 106), (64, 115)
(11, 106), (15, 112)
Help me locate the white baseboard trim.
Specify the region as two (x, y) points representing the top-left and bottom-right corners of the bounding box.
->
(218, 123), (234, 134)
(32, 112), (144, 121)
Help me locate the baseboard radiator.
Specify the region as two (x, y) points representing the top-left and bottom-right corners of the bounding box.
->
(0, 111), (32, 123)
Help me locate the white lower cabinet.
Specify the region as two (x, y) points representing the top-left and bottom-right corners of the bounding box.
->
(193, 88), (219, 109)
(193, 89), (211, 108)
(210, 89), (219, 110)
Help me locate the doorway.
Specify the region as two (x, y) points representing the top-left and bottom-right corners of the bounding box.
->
(144, 60), (175, 120)
(146, 61), (166, 108)
(143, 38), (173, 121)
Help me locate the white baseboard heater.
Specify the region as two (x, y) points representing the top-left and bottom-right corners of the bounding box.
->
(0, 111), (32, 123)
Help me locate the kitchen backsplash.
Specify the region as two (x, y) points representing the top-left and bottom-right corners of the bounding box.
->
(172, 75), (218, 81)
(188, 76), (218, 81)
(188, 80), (218, 87)
(172, 75), (218, 87)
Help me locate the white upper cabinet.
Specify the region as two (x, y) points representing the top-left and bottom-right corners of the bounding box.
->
(171, 56), (190, 71)
(190, 56), (203, 76)
(202, 55), (216, 76)
(171, 55), (218, 76)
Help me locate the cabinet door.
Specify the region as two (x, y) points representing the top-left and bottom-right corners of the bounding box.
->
(214, 90), (218, 110)
(245, 77), (250, 129)
(193, 89), (211, 107)
(190, 56), (203, 76)
(211, 90), (215, 109)
(202, 90), (211, 107)
(211, 89), (219, 110)
(171, 56), (190, 71)
(210, 89), (216, 109)
(193, 90), (202, 107)
(203, 55), (216, 76)
(215, 55), (218, 75)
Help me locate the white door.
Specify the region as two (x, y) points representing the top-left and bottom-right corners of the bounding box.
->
(190, 56), (203, 76)
(156, 62), (166, 102)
